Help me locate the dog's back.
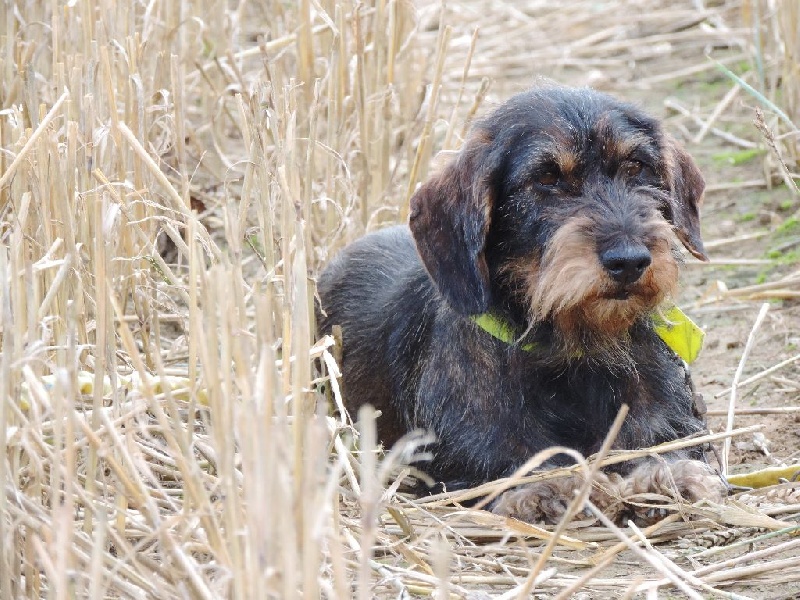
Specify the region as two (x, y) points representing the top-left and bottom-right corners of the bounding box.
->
(318, 226), (435, 445)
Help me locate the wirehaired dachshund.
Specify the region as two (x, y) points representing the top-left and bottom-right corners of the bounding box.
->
(318, 85), (726, 523)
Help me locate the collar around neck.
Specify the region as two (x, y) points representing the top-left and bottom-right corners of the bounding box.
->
(470, 305), (704, 364)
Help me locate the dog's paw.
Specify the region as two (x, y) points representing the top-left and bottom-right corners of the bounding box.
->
(490, 478), (575, 524)
(669, 459), (729, 503)
(625, 459), (727, 504)
(490, 473), (623, 524)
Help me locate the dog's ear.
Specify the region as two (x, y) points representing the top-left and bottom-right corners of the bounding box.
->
(409, 132), (496, 315)
(665, 137), (708, 261)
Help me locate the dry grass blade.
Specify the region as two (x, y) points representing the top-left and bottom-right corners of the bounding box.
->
(723, 303), (770, 476)
(585, 501), (706, 599)
(525, 405), (629, 593)
(0, 90), (70, 190)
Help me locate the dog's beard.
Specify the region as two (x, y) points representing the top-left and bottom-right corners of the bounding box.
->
(501, 215), (680, 371)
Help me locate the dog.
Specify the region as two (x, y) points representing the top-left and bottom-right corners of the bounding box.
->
(317, 85), (727, 524)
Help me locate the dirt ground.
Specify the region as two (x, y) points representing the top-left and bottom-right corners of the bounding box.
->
(652, 72), (800, 478)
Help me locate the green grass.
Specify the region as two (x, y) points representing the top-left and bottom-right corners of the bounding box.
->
(776, 215), (800, 235)
(712, 148), (765, 166)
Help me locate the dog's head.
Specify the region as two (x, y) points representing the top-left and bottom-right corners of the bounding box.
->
(409, 86), (706, 338)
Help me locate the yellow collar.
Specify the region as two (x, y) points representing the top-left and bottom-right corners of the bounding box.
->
(470, 305), (704, 364)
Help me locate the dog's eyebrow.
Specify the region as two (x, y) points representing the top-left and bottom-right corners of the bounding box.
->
(527, 134), (579, 174)
(593, 111), (660, 161)
(609, 132), (658, 161)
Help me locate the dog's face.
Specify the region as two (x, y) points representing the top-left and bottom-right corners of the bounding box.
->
(409, 86), (706, 339)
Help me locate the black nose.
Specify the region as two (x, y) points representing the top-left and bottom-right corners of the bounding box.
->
(600, 243), (652, 285)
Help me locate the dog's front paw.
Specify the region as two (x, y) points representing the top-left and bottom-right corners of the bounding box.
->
(625, 459), (727, 504)
(490, 479), (574, 524)
(669, 459), (729, 503)
(490, 473), (623, 524)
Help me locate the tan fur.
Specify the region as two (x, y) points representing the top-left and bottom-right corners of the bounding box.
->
(554, 148), (578, 175)
(539, 218), (675, 328)
(606, 131), (652, 162)
(591, 114), (652, 160)
(491, 472), (626, 524)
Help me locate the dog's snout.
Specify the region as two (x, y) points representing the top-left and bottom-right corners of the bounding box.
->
(600, 243), (652, 285)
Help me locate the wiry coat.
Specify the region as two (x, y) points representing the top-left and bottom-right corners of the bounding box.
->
(318, 86), (724, 521)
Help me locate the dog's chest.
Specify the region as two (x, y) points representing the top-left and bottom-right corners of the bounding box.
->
(508, 354), (662, 446)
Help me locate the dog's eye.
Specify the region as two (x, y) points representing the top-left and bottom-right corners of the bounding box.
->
(622, 160), (644, 178)
(535, 170), (560, 187)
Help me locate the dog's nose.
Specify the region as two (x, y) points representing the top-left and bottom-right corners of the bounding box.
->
(600, 243), (652, 285)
